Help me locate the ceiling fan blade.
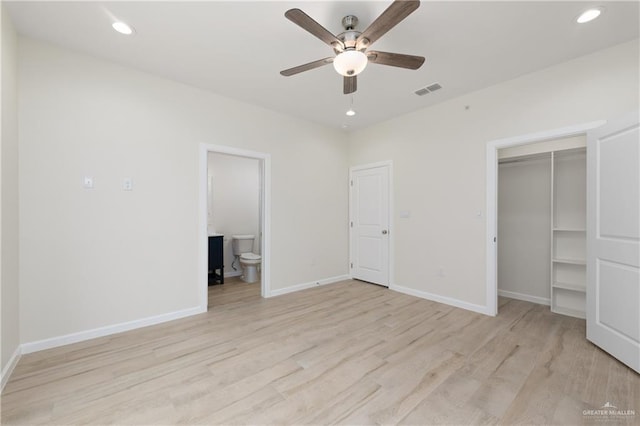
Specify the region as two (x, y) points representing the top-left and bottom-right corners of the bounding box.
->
(280, 57), (334, 76)
(344, 76), (357, 94)
(366, 51), (425, 69)
(285, 9), (345, 51)
(357, 0), (420, 49)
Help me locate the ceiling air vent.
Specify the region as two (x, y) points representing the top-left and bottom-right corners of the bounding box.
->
(415, 82), (442, 96)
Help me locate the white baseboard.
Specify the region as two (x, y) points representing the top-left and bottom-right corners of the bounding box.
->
(268, 274), (350, 298)
(390, 284), (493, 315)
(224, 271), (242, 278)
(498, 289), (550, 306)
(1, 346), (22, 392)
(21, 305), (206, 355)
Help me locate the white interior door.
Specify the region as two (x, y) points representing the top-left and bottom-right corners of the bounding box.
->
(586, 111), (640, 373)
(350, 164), (390, 286)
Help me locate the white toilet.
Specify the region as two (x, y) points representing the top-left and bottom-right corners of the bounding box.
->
(232, 235), (261, 283)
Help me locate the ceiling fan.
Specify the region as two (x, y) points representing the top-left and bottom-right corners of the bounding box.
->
(280, 0), (425, 95)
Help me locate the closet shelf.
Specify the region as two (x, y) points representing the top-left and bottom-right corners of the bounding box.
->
(550, 147), (587, 320)
(552, 257), (586, 266)
(552, 281), (586, 292)
(552, 306), (586, 319)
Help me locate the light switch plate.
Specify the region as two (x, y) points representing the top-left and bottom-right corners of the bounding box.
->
(83, 176), (94, 189)
(400, 210), (411, 218)
(123, 178), (133, 191)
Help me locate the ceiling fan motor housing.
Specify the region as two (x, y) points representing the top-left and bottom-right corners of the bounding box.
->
(342, 15), (358, 30)
(335, 31), (361, 52)
(336, 15), (368, 52)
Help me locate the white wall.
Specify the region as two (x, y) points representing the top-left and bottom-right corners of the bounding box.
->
(498, 156), (551, 302)
(12, 33), (640, 354)
(18, 38), (349, 345)
(208, 153), (260, 276)
(348, 39), (639, 310)
(1, 5), (21, 383)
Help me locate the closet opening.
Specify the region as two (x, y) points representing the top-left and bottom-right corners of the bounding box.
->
(497, 136), (586, 318)
(484, 119), (605, 317)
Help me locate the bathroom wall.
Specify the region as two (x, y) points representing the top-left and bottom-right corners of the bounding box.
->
(208, 153), (260, 277)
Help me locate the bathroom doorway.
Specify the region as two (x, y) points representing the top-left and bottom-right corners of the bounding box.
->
(208, 152), (261, 282)
(198, 144), (271, 310)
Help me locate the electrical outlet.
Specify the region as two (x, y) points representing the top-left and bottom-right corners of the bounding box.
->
(123, 178), (133, 191)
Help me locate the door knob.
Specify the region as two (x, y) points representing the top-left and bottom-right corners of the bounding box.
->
(382, 230), (388, 235)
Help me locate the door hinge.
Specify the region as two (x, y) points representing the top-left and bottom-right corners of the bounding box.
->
(350, 262), (353, 268)
(350, 221), (353, 228)
(350, 180), (353, 186)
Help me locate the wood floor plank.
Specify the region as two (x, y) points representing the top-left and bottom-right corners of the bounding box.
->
(337, 350), (466, 425)
(2, 280), (639, 425)
(299, 377), (382, 425)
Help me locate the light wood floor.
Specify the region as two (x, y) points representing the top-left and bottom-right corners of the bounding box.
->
(208, 276), (262, 309)
(2, 279), (638, 425)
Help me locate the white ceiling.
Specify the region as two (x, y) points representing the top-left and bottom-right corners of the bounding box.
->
(6, 1), (640, 131)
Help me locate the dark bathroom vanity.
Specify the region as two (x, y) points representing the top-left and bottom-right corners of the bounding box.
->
(208, 234), (224, 285)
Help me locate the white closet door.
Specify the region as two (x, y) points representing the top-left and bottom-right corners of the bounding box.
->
(586, 111), (640, 373)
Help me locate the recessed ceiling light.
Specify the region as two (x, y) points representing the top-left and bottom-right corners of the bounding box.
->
(576, 8), (603, 24)
(112, 21), (134, 35)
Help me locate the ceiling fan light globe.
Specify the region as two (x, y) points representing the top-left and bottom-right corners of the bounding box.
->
(333, 50), (368, 77)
